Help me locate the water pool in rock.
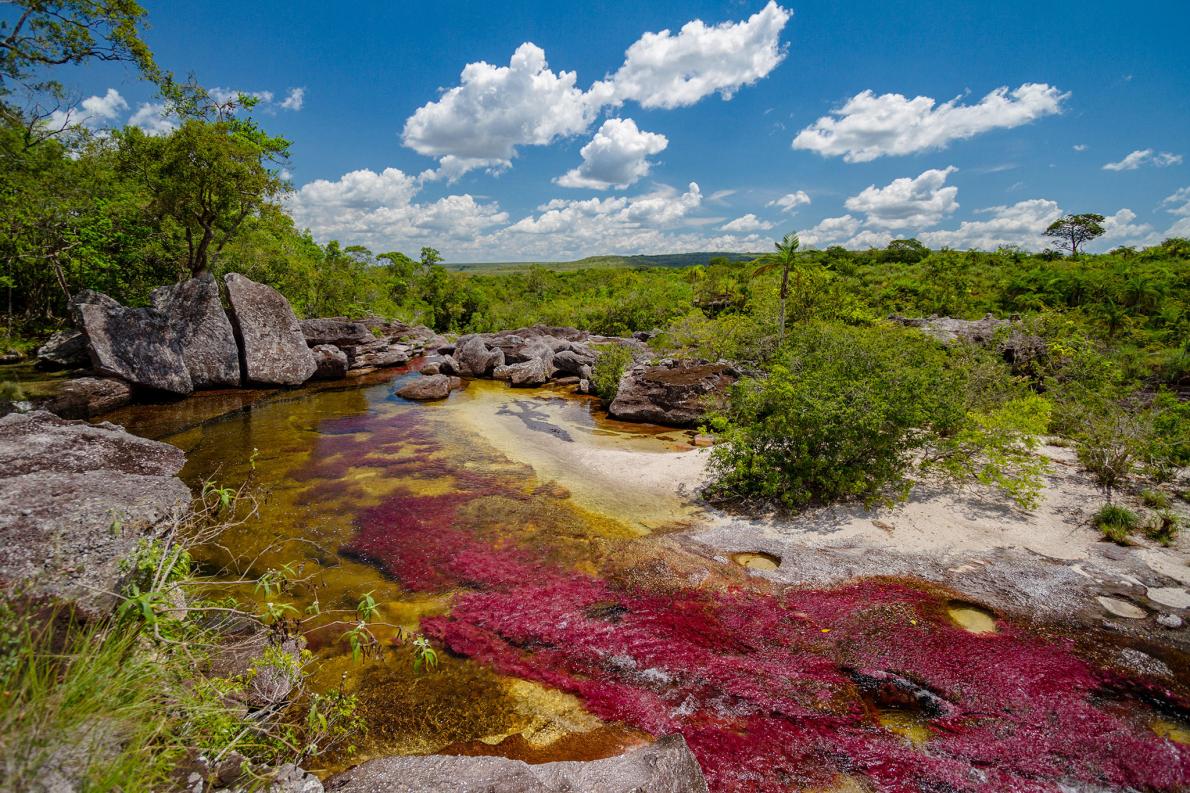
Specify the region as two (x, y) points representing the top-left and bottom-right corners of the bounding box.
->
(115, 365), (1190, 791)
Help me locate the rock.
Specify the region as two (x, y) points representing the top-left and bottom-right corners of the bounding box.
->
(325, 734), (706, 793)
(300, 318), (373, 348)
(247, 763), (324, 793)
(42, 377), (132, 419)
(224, 274), (317, 386)
(439, 355), (459, 376)
(454, 335), (504, 377)
(420, 361), (442, 376)
(609, 360), (738, 427)
(345, 339), (410, 369)
(491, 364), (513, 381)
(692, 433), (716, 447)
(1116, 647), (1173, 679)
(395, 374), (461, 401)
(891, 314), (1011, 345)
(1096, 595), (1147, 620)
(578, 378), (591, 394)
(75, 293), (193, 394)
(311, 345), (348, 380)
(151, 273), (241, 388)
(553, 348), (596, 375)
(36, 330), (89, 370)
(507, 357), (553, 387)
(0, 411), (190, 617)
(68, 289), (121, 324)
(1156, 613), (1183, 629)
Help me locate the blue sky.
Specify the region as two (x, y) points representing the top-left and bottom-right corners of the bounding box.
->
(37, 0), (1190, 261)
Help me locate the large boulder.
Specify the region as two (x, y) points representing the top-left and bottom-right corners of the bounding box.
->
(891, 314), (1011, 345)
(151, 273), (241, 388)
(506, 357), (553, 387)
(325, 735), (707, 793)
(394, 374), (462, 401)
(609, 360), (738, 427)
(74, 292), (193, 395)
(311, 345), (348, 380)
(42, 377), (132, 419)
(224, 274), (317, 386)
(553, 348), (596, 375)
(454, 335), (504, 377)
(0, 411), (190, 618)
(300, 319), (373, 348)
(344, 339), (411, 370)
(35, 330), (89, 370)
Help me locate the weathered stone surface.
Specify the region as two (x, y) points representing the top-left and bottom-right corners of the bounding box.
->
(609, 360), (737, 426)
(325, 735), (706, 793)
(224, 274), (317, 386)
(553, 348), (595, 375)
(300, 319), (373, 348)
(419, 361), (441, 376)
(395, 374), (461, 401)
(36, 330), (88, 370)
(42, 377), (132, 419)
(454, 335), (504, 377)
(151, 273), (241, 388)
(311, 345), (348, 380)
(506, 356), (553, 387)
(68, 289), (121, 324)
(891, 314), (1011, 345)
(0, 411), (190, 617)
(76, 295), (193, 394)
(346, 339), (410, 369)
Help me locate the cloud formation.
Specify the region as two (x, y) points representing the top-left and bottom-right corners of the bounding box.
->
(721, 213), (773, 232)
(48, 88), (128, 130)
(1102, 149), (1182, 171)
(844, 167), (959, 229)
(556, 118), (668, 190)
(793, 83), (1067, 162)
(768, 190), (811, 212)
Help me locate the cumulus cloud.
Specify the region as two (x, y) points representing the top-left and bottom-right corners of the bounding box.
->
(1098, 208), (1158, 247)
(402, 43), (608, 179)
(556, 118), (668, 189)
(209, 87), (275, 106)
(1102, 149), (1183, 171)
(128, 102), (177, 135)
(798, 215), (862, 247)
(285, 166), (508, 252)
(768, 191), (811, 212)
(47, 88), (128, 130)
(280, 87), (305, 111)
(721, 213), (773, 232)
(844, 167), (959, 229)
(792, 83), (1068, 162)
(1160, 187), (1190, 237)
(1073, 144), (1088, 152)
(606, 1), (791, 109)
(916, 199), (1061, 250)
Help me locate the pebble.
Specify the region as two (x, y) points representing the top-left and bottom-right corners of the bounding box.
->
(1156, 613), (1184, 629)
(1096, 595), (1147, 620)
(1146, 586), (1190, 610)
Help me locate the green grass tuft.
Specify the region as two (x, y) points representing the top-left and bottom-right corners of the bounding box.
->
(1092, 503), (1138, 544)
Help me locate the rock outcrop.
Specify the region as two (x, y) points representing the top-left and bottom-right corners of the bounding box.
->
(36, 330), (89, 370)
(74, 291), (193, 394)
(453, 334), (505, 377)
(300, 319), (373, 348)
(610, 360), (737, 426)
(151, 273), (241, 388)
(394, 374), (462, 401)
(224, 274), (317, 386)
(891, 314), (1011, 345)
(41, 377), (132, 419)
(324, 735), (707, 793)
(0, 411), (190, 617)
(311, 345), (348, 380)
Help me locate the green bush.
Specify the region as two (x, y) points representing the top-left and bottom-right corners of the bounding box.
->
(1093, 503), (1138, 544)
(1144, 511), (1180, 546)
(590, 344), (635, 403)
(1140, 489), (1171, 510)
(704, 323), (967, 509)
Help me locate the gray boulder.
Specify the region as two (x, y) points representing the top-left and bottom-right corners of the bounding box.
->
(891, 314), (1011, 345)
(553, 348), (595, 375)
(506, 357), (553, 387)
(224, 274), (316, 386)
(395, 374), (461, 401)
(0, 411), (190, 618)
(42, 377), (132, 419)
(346, 339), (411, 369)
(151, 273), (241, 388)
(75, 293), (193, 394)
(325, 734), (706, 793)
(311, 345), (348, 380)
(300, 319), (373, 348)
(454, 335), (504, 377)
(609, 360), (738, 426)
(36, 330), (89, 370)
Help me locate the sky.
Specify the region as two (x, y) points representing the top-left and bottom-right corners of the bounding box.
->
(36, 0), (1190, 262)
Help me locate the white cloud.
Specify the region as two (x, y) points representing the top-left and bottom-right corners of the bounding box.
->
(556, 118), (668, 189)
(1160, 187), (1190, 237)
(917, 199), (1062, 250)
(721, 213), (773, 232)
(47, 88), (128, 130)
(1098, 208), (1159, 247)
(798, 214), (862, 247)
(606, 1), (792, 109)
(286, 167), (508, 252)
(793, 83), (1068, 162)
(280, 87), (305, 111)
(209, 87), (275, 106)
(1073, 144), (1088, 152)
(402, 43), (609, 179)
(768, 190), (811, 212)
(843, 166), (959, 229)
(128, 102), (177, 135)
(1102, 149), (1183, 171)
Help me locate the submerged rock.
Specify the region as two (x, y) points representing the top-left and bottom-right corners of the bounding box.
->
(0, 411), (190, 617)
(75, 292), (193, 394)
(324, 734), (707, 793)
(311, 345), (348, 380)
(151, 273), (241, 388)
(224, 274), (316, 386)
(609, 359), (737, 426)
(41, 376), (132, 419)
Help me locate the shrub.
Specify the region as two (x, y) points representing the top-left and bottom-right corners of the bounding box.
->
(1093, 503), (1138, 543)
(1140, 489), (1171, 510)
(705, 323), (967, 510)
(1144, 511), (1180, 546)
(590, 343), (634, 403)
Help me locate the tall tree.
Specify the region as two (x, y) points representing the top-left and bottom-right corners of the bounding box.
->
(753, 232), (800, 340)
(1044, 213), (1106, 258)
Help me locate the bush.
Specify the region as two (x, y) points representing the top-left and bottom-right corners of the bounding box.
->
(1140, 489), (1171, 510)
(1093, 503), (1138, 544)
(590, 343), (634, 403)
(704, 323), (967, 509)
(1144, 511), (1180, 546)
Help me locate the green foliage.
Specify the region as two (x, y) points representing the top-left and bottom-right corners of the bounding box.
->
(590, 343), (634, 403)
(1044, 213), (1106, 257)
(1092, 503), (1138, 544)
(0, 379), (26, 400)
(412, 636), (439, 674)
(1144, 511), (1180, 547)
(1140, 489), (1171, 510)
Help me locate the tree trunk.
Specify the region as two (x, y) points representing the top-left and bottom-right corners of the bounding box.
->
(777, 264), (790, 341)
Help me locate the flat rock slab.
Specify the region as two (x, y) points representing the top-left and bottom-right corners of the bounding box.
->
(610, 360), (737, 427)
(76, 296), (192, 394)
(325, 735), (707, 793)
(224, 273), (316, 386)
(151, 273), (241, 388)
(301, 319), (373, 348)
(41, 377), (132, 419)
(0, 411), (190, 617)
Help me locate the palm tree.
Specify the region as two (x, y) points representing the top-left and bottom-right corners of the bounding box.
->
(753, 232), (800, 341)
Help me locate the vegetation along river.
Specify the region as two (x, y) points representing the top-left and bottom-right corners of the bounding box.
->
(107, 362), (1189, 792)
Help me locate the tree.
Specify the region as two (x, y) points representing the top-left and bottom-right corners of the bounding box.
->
(753, 232), (799, 340)
(1044, 214), (1105, 258)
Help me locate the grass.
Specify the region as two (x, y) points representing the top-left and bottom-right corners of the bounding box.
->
(1144, 511), (1181, 547)
(1092, 503), (1139, 544)
(1140, 488), (1172, 509)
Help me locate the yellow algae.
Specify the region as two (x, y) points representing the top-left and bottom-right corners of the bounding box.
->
(1153, 717), (1190, 744)
(730, 551), (781, 571)
(947, 602), (998, 634)
(878, 709), (931, 746)
(811, 774), (871, 793)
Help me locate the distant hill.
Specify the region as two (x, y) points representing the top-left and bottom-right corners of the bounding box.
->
(447, 251), (760, 273)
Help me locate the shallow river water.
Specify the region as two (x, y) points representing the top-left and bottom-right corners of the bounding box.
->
(106, 364), (1188, 792)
